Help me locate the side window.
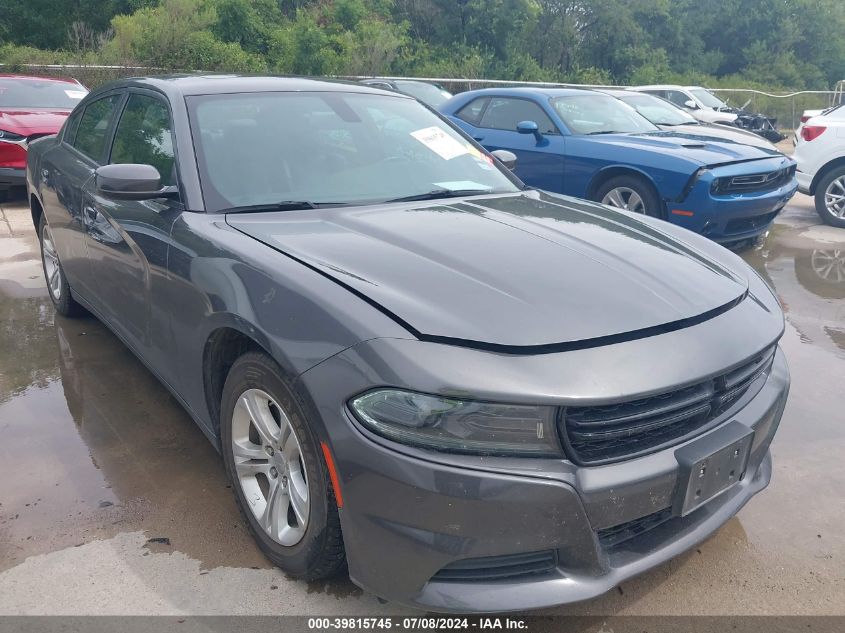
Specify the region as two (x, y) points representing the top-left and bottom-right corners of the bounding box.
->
(71, 94), (122, 162)
(110, 93), (176, 186)
(455, 97), (489, 126)
(479, 98), (557, 134)
(665, 90), (691, 107)
(62, 109), (83, 145)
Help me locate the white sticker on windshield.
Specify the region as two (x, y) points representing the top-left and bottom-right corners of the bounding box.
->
(410, 126), (468, 160)
(433, 181), (491, 191)
(64, 90), (87, 99)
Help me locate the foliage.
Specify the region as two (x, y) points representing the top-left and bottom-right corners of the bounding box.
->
(2, 0), (845, 91)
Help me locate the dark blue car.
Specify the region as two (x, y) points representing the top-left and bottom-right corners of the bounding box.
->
(441, 87), (798, 244)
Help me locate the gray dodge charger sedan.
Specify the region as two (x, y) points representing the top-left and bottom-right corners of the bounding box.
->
(26, 76), (790, 612)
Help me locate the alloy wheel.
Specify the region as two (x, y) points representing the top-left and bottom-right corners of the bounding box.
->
(601, 187), (645, 214)
(823, 177), (845, 218)
(41, 224), (62, 302)
(231, 388), (310, 546)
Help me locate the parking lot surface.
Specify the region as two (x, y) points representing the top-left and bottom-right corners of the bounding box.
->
(0, 191), (843, 616)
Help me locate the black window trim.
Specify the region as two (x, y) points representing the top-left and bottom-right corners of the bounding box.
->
(474, 95), (561, 135)
(107, 86), (183, 197)
(455, 96), (491, 127)
(61, 89), (127, 167)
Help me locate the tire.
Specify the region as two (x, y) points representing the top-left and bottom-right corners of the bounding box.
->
(814, 167), (845, 228)
(220, 351), (345, 580)
(594, 175), (662, 218)
(39, 215), (85, 317)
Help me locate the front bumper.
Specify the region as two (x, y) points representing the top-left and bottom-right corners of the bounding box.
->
(298, 318), (789, 613)
(0, 167), (26, 187)
(670, 177), (797, 245)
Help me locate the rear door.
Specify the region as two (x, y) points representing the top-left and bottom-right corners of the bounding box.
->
(39, 92), (123, 300)
(454, 96), (566, 193)
(81, 89), (181, 374)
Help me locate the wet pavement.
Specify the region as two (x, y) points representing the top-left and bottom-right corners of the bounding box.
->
(0, 191), (843, 615)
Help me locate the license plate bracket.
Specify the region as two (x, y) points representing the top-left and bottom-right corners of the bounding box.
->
(673, 421), (754, 517)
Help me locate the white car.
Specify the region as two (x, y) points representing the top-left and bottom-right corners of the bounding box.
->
(631, 85), (738, 125)
(793, 108), (845, 227)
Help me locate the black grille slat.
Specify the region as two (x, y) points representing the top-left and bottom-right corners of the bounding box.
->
(567, 384), (712, 427)
(714, 165), (795, 195)
(431, 551), (557, 582)
(568, 402), (712, 442)
(562, 348), (775, 464)
(598, 507), (673, 549)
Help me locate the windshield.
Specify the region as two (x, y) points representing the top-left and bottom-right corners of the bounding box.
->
(0, 78), (87, 109)
(188, 92), (519, 211)
(689, 88), (727, 109)
(618, 94), (697, 126)
(395, 81), (453, 108)
(551, 94), (658, 135)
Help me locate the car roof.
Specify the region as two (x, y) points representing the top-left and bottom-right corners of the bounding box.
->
(0, 73), (82, 85)
(89, 74), (411, 99)
(455, 86), (598, 99)
(597, 88), (641, 98)
(633, 85), (708, 91)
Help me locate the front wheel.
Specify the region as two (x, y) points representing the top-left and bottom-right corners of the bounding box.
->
(814, 167), (845, 228)
(220, 352), (345, 579)
(595, 175), (662, 218)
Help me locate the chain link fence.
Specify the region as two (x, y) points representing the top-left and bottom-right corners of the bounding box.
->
(4, 64), (841, 133)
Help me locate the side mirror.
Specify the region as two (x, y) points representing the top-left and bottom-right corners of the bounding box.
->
(95, 164), (176, 200)
(490, 149), (517, 171)
(516, 120), (542, 141)
(684, 99), (698, 110)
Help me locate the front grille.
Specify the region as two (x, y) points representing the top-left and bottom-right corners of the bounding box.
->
(725, 210), (781, 235)
(560, 347), (775, 465)
(430, 550), (557, 582)
(712, 165), (795, 195)
(597, 507), (673, 549)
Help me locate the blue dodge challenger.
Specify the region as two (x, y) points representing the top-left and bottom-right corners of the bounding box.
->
(441, 87), (797, 245)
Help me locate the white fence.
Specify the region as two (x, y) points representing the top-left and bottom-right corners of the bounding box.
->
(3, 64), (839, 131)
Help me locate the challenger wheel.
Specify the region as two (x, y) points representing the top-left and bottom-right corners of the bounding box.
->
(39, 215), (84, 317)
(220, 352), (345, 579)
(596, 175), (662, 218)
(815, 167), (845, 228)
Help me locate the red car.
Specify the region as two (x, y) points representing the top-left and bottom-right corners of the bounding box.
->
(0, 74), (87, 199)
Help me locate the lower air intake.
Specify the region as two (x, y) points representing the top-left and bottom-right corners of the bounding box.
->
(431, 550), (558, 582)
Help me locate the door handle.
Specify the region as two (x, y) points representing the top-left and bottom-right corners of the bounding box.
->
(473, 135), (485, 142)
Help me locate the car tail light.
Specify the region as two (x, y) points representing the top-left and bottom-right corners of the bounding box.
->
(800, 115), (811, 124)
(801, 125), (827, 142)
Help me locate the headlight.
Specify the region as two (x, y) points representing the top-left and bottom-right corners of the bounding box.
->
(0, 129), (26, 142)
(349, 389), (561, 457)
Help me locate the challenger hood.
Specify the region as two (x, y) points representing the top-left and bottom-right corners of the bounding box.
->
(227, 192), (749, 349)
(0, 109), (71, 136)
(591, 130), (783, 164)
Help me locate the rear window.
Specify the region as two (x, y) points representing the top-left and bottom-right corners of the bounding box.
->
(0, 78), (87, 109)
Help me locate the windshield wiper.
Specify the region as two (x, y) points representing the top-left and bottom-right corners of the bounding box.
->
(385, 188), (494, 203)
(223, 200), (348, 213)
(587, 130), (622, 135)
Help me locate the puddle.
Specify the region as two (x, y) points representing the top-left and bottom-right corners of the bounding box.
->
(0, 231), (268, 572)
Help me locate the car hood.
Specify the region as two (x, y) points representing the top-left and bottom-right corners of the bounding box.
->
(656, 124), (778, 152)
(586, 131), (781, 165)
(0, 108), (71, 135)
(227, 191), (749, 349)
